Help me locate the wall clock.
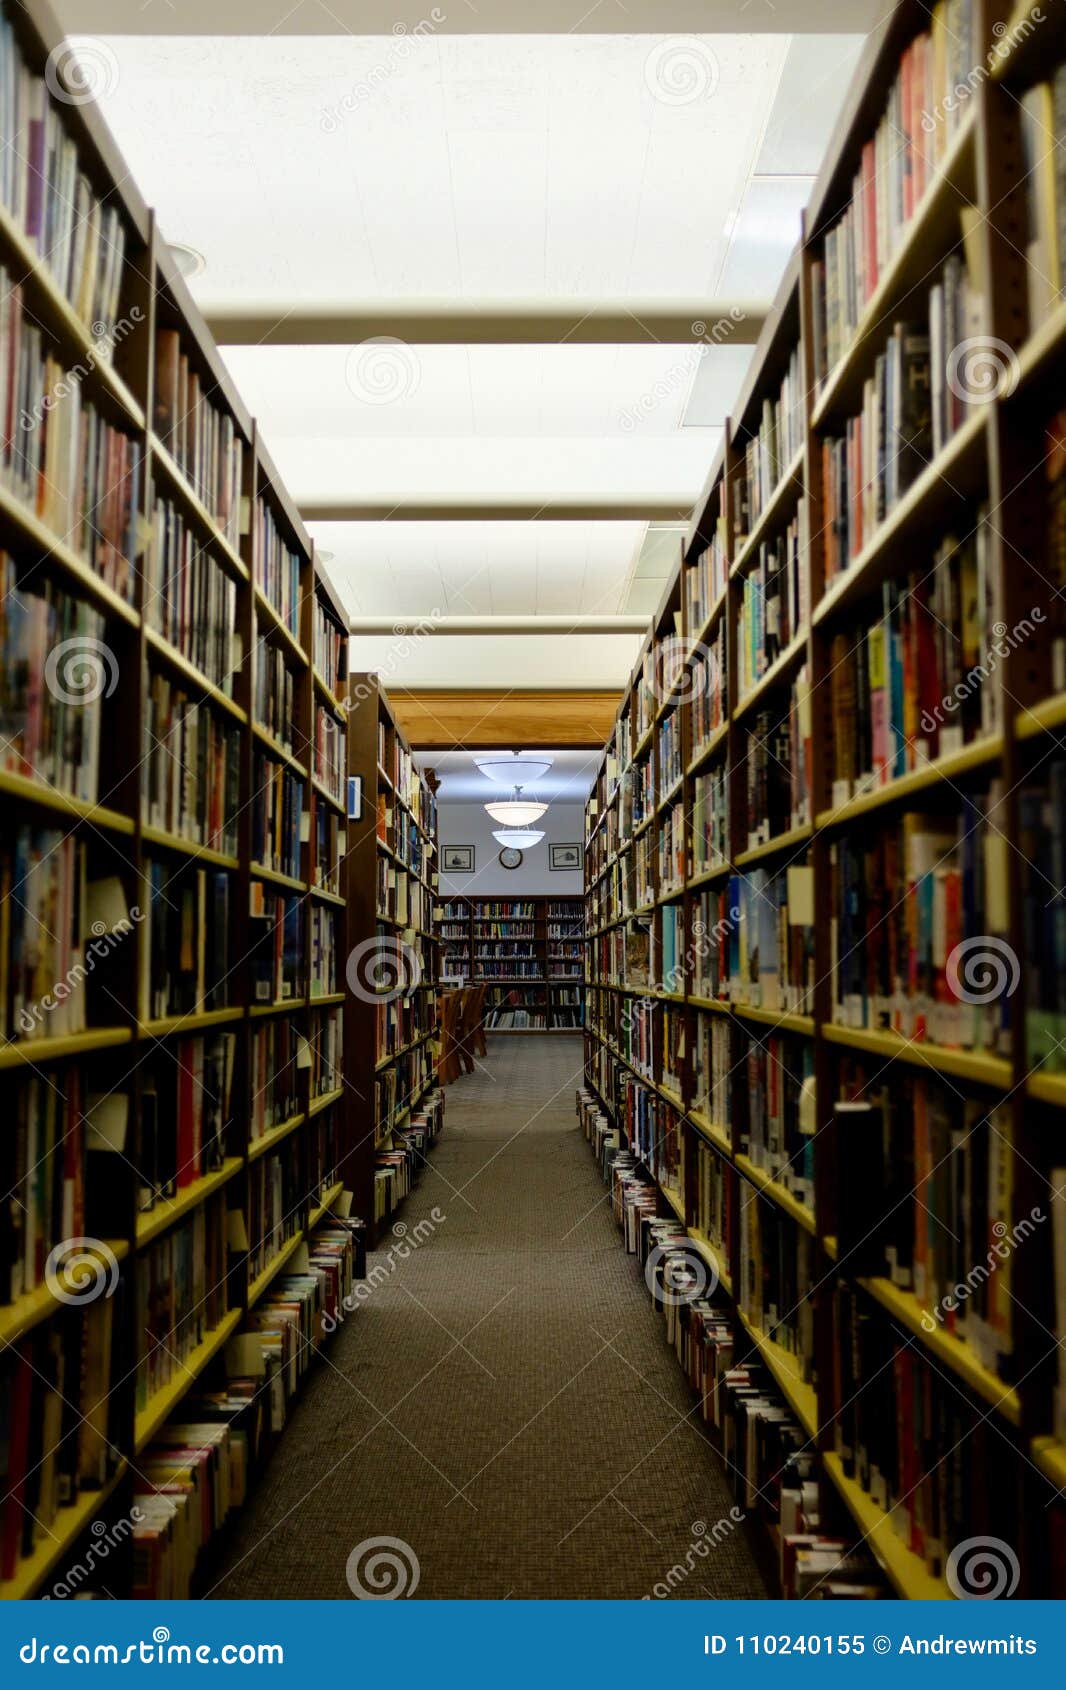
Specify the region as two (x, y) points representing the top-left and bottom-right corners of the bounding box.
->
(499, 847), (524, 871)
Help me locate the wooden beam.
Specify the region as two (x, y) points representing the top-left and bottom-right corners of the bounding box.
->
(388, 690), (622, 749)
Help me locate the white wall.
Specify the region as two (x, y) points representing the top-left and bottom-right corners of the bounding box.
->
(437, 801), (585, 898)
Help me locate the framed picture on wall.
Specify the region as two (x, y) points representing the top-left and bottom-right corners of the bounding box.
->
(442, 845), (475, 872)
(549, 843), (582, 871)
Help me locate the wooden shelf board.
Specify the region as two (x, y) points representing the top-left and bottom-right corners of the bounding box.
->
(145, 628), (247, 722)
(686, 1107), (732, 1159)
(1028, 1071), (1066, 1107)
(312, 667), (347, 717)
(308, 1180), (345, 1229)
(1015, 692), (1066, 743)
(248, 1114), (305, 1163)
(736, 1152), (816, 1234)
(311, 776), (345, 814)
(141, 825), (239, 870)
(150, 437), (248, 581)
(0, 481), (140, 627)
(0, 200), (146, 428)
(249, 997), (307, 1019)
(138, 1006), (243, 1040)
(0, 1461), (129, 1601)
(136, 1158), (244, 1245)
(823, 1451), (951, 1600)
(0, 769), (135, 835)
(0, 1027), (131, 1071)
(249, 861), (307, 891)
(660, 1182), (686, 1222)
(812, 410), (988, 629)
(248, 1229), (307, 1308)
(737, 1308), (818, 1437)
(0, 1239), (130, 1347)
(1031, 1436), (1066, 1494)
(734, 823), (812, 868)
(686, 1227), (732, 1299)
(134, 1308), (244, 1452)
(253, 585), (308, 666)
(251, 721), (308, 776)
(733, 1003), (816, 1037)
(729, 446), (805, 578)
(734, 629), (808, 721)
(308, 885), (346, 907)
(858, 1276), (1020, 1423)
(685, 721), (730, 776)
(822, 1022), (1011, 1088)
(816, 737), (1003, 829)
(309, 1086), (345, 1117)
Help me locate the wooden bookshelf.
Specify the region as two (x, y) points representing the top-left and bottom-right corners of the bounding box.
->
(436, 894), (585, 1031)
(0, 0), (441, 1600)
(343, 673), (441, 1238)
(583, 0), (1066, 1601)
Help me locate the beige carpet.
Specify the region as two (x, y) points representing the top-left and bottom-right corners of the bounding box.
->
(209, 1033), (768, 1599)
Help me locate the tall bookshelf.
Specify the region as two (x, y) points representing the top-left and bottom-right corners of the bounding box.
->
(436, 895), (585, 1030)
(0, 0), (443, 1599)
(344, 675), (441, 1236)
(586, 0), (1066, 1600)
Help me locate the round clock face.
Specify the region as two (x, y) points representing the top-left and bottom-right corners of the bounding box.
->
(499, 847), (524, 870)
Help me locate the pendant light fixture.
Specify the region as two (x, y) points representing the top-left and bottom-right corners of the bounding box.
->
(492, 826), (545, 849)
(474, 752), (553, 786)
(483, 784), (548, 827)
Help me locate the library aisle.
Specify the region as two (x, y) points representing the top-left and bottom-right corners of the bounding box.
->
(210, 1036), (766, 1601)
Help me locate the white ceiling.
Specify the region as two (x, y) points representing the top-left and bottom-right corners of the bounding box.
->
(64, 14), (867, 674)
(413, 749), (600, 803)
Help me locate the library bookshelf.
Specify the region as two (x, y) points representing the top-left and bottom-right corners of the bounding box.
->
(585, 0), (1066, 1600)
(437, 895), (584, 1031)
(0, 0), (439, 1599)
(344, 674), (442, 1233)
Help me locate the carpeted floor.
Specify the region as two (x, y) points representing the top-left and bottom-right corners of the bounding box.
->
(209, 1034), (768, 1599)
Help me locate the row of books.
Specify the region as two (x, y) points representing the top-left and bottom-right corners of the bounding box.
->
(0, 13), (130, 338)
(309, 1004), (342, 1098)
(136, 1191), (231, 1412)
(154, 328), (243, 547)
(827, 517), (999, 804)
(3, 271), (141, 597)
(1022, 757), (1066, 1071)
(685, 507), (728, 632)
(253, 496), (301, 636)
(657, 799), (685, 895)
(729, 863), (816, 1017)
(143, 673), (241, 856)
(146, 498), (241, 694)
(313, 597), (347, 695)
(247, 1141), (303, 1282)
(734, 344), (804, 539)
(309, 790), (341, 897)
(829, 787), (1009, 1053)
(2, 1070), (90, 1305)
(248, 888), (302, 1005)
(3, 830), (94, 1040)
(141, 860), (231, 1022)
(312, 703), (344, 801)
(810, 1), (979, 386)
(742, 671), (811, 847)
(0, 1296), (117, 1581)
(250, 1017), (301, 1142)
(691, 616), (727, 752)
(309, 904), (337, 997)
(250, 755), (303, 880)
(0, 558), (109, 802)
(741, 1031), (815, 1209)
(374, 1090), (444, 1222)
(657, 707), (682, 796)
(377, 996), (431, 1062)
(738, 1195), (816, 1375)
(137, 1033), (234, 1205)
(821, 254), (981, 580)
(253, 638), (298, 754)
(736, 502), (808, 696)
(692, 764), (728, 876)
(377, 860), (431, 930)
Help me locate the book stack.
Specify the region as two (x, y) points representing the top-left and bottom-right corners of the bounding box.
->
(146, 499), (241, 693)
(143, 675), (241, 853)
(154, 328), (243, 548)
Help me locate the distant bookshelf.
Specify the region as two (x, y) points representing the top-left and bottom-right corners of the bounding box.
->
(435, 895), (585, 1031)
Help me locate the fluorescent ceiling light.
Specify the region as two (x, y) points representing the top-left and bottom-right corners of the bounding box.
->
(493, 827), (545, 849)
(475, 754), (553, 785)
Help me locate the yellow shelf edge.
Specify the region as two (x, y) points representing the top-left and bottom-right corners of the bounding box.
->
(0, 1027), (132, 1071)
(737, 1308), (818, 1437)
(309, 1086), (345, 1117)
(247, 1114), (305, 1163)
(821, 1022), (1011, 1088)
(858, 1275), (1020, 1423)
(134, 1307), (244, 1453)
(823, 1451), (952, 1600)
(816, 736), (1004, 829)
(0, 1239), (130, 1347)
(135, 1158), (244, 1247)
(247, 1229), (307, 1308)
(0, 768), (135, 834)
(735, 1151), (816, 1235)
(0, 1461), (130, 1601)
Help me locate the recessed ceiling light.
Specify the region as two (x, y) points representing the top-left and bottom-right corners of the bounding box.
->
(168, 242), (206, 279)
